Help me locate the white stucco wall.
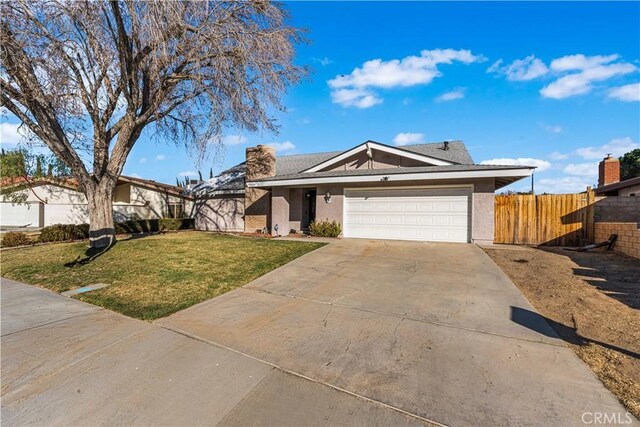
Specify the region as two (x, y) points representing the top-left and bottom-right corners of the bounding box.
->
(619, 184), (640, 197)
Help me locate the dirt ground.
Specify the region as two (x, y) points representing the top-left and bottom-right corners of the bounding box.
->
(484, 246), (640, 419)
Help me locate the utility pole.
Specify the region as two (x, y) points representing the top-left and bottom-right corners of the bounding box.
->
(531, 172), (535, 194)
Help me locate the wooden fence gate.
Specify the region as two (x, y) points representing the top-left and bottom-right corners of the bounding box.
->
(494, 188), (595, 246)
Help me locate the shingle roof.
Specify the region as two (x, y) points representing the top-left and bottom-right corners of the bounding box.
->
(197, 140), (477, 194)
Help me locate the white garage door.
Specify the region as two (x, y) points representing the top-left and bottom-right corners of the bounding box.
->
(0, 202), (43, 227)
(344, 187), (471, 243)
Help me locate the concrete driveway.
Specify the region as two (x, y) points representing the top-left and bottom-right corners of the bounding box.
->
(0, 278), (422, 426)
(158, 239), (632, 426)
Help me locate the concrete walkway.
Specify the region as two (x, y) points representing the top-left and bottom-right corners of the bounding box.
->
(0, 278), (423, 426)
(157, 239), (634, 427)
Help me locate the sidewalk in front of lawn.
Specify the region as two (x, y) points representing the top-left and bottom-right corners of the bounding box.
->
(0, 278), (424, 426)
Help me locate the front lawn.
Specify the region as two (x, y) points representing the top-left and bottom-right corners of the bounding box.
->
(1, 232), (324, 320)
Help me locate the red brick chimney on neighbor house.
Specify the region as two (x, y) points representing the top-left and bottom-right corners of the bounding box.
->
(598, 154), (621, 187)
(244, 145), (276, 232)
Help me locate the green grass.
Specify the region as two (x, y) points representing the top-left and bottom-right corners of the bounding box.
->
(0, 232), (324, 320)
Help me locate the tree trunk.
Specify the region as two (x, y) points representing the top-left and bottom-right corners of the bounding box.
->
(86, 181), (116, 248)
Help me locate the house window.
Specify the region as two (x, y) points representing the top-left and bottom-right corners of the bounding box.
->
(167, 203), (183, 218)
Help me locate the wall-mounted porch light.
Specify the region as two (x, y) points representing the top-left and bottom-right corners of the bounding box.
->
(324, 191), (332, 204)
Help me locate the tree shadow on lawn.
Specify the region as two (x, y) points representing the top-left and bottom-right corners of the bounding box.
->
(64, 242), (116, 267)
(511, 306), (639, 360)
(62, 231), (178, 267)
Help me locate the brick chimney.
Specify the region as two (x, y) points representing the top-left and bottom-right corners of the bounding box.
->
(598, 154), (620, 187)
(244, 145), (276, 232)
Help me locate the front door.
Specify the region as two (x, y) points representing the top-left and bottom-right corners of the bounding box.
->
(308, 190), (316, 224)
(302, 189), (316, 230)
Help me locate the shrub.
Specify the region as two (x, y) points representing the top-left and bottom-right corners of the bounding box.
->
(115, 219), (160, 234)
(39, 224), (90, 243)
(115, 218), (194, 234)
(309, 219), (342, 238)
(1, 231), (33, 247)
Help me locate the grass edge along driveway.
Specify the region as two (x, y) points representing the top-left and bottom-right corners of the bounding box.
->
(1, 232), (324, 320)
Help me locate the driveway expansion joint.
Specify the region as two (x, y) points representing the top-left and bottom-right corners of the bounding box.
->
(0, 311), (100, 338)
(154, 322), (447, 427)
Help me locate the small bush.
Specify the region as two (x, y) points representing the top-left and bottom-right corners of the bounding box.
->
(115, 219), (160, 234)
(115, 218), (194, 234)
(1, 231), (33, 247)
(309, 219), (342, 238)
(39, 224), (90, 243)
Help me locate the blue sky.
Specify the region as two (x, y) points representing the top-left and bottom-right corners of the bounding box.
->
(1, 1), (639, 193)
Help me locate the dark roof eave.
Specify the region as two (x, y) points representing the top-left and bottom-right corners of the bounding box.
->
(594, 176), (640, 194)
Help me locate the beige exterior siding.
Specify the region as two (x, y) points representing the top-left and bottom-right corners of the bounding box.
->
(1, 182), (191, 227)
(321, 150), (428, 172)
(193, 195), (244, 232)
(619, 184), (640, 197)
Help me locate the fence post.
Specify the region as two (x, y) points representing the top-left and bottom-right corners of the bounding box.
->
(584, 186), (595, 244)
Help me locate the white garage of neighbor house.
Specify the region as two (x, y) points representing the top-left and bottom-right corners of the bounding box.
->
(197, 140), (535, 244)
(1, 176), (192, 228)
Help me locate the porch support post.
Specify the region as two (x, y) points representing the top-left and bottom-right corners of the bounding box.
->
(271, 187), (290, 237)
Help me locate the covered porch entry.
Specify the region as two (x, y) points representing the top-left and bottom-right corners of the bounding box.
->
(272, 187), (317, 235)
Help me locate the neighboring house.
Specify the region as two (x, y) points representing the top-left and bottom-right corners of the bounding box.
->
(594, 154), (640, 196)
(0, 176), (192, 227)
(194, 140), (534, 244)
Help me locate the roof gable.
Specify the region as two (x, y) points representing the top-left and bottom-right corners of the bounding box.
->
(302, 141), (455, 173)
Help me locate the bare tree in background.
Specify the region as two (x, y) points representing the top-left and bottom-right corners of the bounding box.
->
(1, 0), (304, 247)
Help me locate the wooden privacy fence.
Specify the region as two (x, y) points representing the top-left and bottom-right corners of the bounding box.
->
(494, 188), (595, 246)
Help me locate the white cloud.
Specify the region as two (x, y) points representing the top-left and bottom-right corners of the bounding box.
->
(328, 48), (485, 108)
(330, 88), (383, 108)
(563, 162), (598, 177)
(297, 118), (311, 125)
(268, 141), (296, 152)
(607, 82), (640, 102)
(313, 57), (333, 66)
(575, 137), (639, 160)
(435, 88), (466, 102)
(393, 132), (425, 146)
(223, 135), (248, 146)
(155, 154), (167, 161)
(550, 54), (619, 71)
(540, 54), (636, 99)
(541, 124), (563, 134)
(487, 55), (549, 81)
(127, 173), (141, 179)
(480, 157), (551, 172)
(0, 123), (26, 145)
(536, 176), (593, 194)
(139, 157), (147, 164)
(548, 151), (569, 161)
(178, 171), (197, 177)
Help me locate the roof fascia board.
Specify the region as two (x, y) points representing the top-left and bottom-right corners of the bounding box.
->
(302, 141), (452, 173)
(248, 168), (534, 188)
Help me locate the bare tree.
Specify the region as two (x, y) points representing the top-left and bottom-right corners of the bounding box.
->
(1, 0), (304, 247)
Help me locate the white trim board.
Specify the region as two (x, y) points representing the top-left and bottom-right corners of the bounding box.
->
(302, 141), (453, 173)
(247, 168), (534, 188)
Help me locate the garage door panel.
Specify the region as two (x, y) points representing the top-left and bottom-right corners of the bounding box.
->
(344, 188), (470, 243)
